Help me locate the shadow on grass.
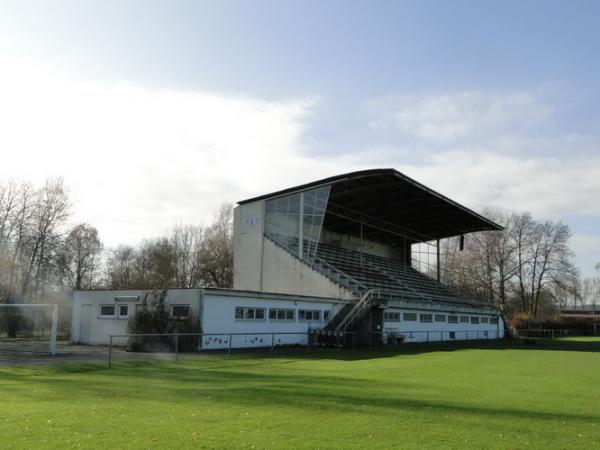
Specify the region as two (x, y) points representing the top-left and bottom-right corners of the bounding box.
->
(6, 356), (600, 428)
(228, 337), (600, 362)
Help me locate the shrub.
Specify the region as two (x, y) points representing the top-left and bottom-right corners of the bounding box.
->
(127, 290), (201, 352)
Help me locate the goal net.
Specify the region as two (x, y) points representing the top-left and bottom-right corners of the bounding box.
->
(0, 304), (70, 356)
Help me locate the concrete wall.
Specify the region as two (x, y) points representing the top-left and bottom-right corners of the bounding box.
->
(321, 229), (411, 263)
(201, 291), (344, 349)
(233, 201), (265, 291)
(261, 237), (352, 299)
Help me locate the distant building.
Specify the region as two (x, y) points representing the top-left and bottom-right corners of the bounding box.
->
(560, 304), (600, 321)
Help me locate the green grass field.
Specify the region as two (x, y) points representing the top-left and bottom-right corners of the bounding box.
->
(1, 339), (600, 449)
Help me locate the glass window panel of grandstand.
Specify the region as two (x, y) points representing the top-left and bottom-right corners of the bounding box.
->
(265, 193), (300, 255)
(301, 186), (330, 259)
(264, 186), (330, 260)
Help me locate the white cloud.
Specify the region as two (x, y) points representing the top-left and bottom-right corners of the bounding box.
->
(365, 89), (600, 277)
(1, 58), (599, 279)
(369, 90), (552, 144)
(570, 234), (600, 277)
(0, 57), (359, 246)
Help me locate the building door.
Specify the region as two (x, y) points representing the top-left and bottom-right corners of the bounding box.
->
(79, 304), (92, 344)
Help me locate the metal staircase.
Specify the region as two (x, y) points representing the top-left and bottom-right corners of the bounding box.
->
(328, 289), (378, 333)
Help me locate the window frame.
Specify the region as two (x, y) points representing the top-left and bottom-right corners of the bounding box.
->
(420, 313), (433, 323)
(434, 314), (446, 323)
(447, 315), (458, 324)
(460, 316), (469, 323)
(384, 311), (402, 322)
(470, 316), (480, 324)
(298, 309), (322, 322)
(269, 308), (295, 321)
(171, 304), (191, 320)
(117, 304), (129, 319)
(403, 312), (417, 322)
(234, 307), (266, 321)
(99, 304), (116, 318)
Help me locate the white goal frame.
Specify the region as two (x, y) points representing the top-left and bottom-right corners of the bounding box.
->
(0, 304), (59, 355)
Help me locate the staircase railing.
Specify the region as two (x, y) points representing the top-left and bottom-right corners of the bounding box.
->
(307, 255), (369, 296)
(335, 289), (379, 333)
(264, 234), (368, 296)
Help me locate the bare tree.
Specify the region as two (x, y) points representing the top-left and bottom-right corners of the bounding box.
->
(171, 224), (204, 288)
(62, 223), (103, 290)
(199, 204), (233, 288)
(105, 245), (137, 289)
(0, 179), (70, 336)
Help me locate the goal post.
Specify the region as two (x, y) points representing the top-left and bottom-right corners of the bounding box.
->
(0, 303), (66, 356)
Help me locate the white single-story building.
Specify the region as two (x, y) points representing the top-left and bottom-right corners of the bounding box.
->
(72, 287), (504, 349)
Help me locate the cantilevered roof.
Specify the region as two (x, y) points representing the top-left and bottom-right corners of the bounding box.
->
(238, 168), (503, 242)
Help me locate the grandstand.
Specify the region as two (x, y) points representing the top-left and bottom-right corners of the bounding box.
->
(234, 168), (504, 344)
(72, 168), (504, 349)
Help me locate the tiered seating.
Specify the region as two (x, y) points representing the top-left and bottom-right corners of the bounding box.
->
(316, 242), (462, 303)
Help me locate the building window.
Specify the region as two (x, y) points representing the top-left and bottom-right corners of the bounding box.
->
(235, 307), (265, 320)
(490, 317), (499, 324)
(384, 312), (401, 322)
(434, 314), (446, 322)
(403, 312), (417, 321)
(460, 316), (469, 323)
(172, 305), (190, 319)
(269, 308), (295, 321)
(483, 331), (489, 337)
(100, 305), (115, 317)
(118, 304), (129, 318)
(449, 331), (456, 339)
(420, 314), (433, 323)
(299, 310), (321, 321)
(323, 310), (330, 321)
(448, 315), (458, 324)
(471, 316), (480, 324)
(481, 317), (489, 324)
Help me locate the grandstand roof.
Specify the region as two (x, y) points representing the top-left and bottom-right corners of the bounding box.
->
(238, 168), (503, 241)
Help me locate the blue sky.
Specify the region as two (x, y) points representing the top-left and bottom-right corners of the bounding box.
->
(1, 0), (599, 276)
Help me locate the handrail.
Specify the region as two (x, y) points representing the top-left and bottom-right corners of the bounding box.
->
(308, 254), (369, 293)
(335, 289), (378, 333)
(264, 234), (368, 295)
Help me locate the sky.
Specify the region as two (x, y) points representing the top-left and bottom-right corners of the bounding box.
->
(0, 0), (599, 276)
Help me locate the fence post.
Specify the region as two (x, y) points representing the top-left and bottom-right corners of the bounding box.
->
(228, 334), (233, 360)
(369, 332), (373, 349)
(49, 304), (59, 356)
(175, 335), (179, 364)
(352, 332), (356, 351)
(426, 331), (429, 343)
(108, 335), (113, 369)
(271, 333), (275, 354)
